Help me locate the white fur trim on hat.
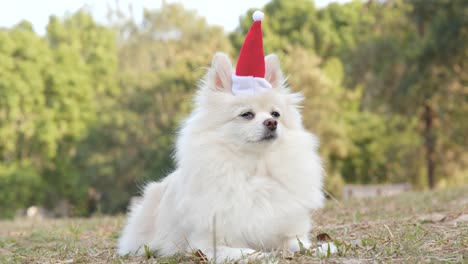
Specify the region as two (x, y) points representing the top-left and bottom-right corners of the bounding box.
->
(232, 75), (272, 95)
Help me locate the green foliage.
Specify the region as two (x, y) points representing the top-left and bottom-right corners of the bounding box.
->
(340, 112), (422, 185)
(336, 0), (468, 187)
(0, 10), (118, 217)
(0, 162), (44, 218)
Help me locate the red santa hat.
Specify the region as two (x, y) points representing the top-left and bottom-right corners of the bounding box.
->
(232, 10), (272, 95)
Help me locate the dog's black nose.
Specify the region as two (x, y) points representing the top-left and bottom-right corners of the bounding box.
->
(263, 118), (277, 131)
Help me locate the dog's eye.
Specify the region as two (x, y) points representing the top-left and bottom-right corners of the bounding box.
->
(240, 112), (255, 120)
(271, 111), (280, 118)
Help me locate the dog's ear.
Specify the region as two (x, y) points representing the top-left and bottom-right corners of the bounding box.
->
(265, 54), (284, 89)
(210, 52), (233, 92)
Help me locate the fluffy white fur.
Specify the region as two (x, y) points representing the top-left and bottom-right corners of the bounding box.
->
(118, 53), (324, 262)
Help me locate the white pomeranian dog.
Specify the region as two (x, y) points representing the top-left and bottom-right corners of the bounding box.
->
(118, 9), (323, 263)
(117, 52), (325, 262)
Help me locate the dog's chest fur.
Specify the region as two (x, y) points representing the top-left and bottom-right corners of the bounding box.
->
(175, 148), (316, 249)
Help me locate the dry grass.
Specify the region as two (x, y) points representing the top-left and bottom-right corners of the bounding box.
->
(1, 186), (467, 263)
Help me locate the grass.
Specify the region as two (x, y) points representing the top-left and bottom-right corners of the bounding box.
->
(1, 186), (467, 263)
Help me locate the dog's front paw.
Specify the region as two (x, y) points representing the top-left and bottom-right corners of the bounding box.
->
(287, 236), (312, 253)
(316, 242), (338, 256)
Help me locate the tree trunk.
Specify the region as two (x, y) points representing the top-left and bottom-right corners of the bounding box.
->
(423, 104), (435, 189)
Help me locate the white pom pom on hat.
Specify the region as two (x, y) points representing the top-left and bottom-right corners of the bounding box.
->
(252, 10), (264, 21)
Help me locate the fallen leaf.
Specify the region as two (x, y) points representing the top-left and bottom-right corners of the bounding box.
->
(193, 249), (208, 263)
(453, 214), (468, 222)
(316, 233), (332, 242)
(450, 214), (468, 226)
(417, 213), (447, 223)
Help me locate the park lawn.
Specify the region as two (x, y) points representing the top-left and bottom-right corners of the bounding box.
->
(1, 186), (467, 263)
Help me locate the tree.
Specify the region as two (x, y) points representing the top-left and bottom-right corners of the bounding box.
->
(350, 0), (468, 188)
(0, 11), (119, 217)
(0, 22), (53, 217)
(402, 0), (468, 188)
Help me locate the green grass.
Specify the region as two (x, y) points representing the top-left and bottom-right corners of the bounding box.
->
(1, 186), (467, 263)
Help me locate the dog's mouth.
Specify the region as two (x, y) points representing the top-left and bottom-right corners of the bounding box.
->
(259, 133), (277, 142)
(245, 132), (278, 144)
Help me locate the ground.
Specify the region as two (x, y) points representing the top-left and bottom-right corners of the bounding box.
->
(1, 186), (467, 263)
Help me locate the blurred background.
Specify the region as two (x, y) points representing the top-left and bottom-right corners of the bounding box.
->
(0, 0), (466, 219)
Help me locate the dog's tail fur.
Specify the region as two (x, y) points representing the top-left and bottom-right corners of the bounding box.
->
(118, 181), (167, 255)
